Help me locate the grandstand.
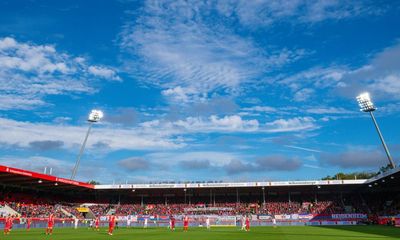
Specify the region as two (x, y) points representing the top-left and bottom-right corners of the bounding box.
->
(0, 164), (399, 229)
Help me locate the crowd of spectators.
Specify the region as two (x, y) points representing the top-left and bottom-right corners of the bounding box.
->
(365, 193), (400, 216)
(0, 200), (357, 218)
(88, 204), (111, 216)
(94, 200), (346, 216)
(1, 193), (79, 218)
(6, 202), (68, 218)
(1, 193), (399, 218)
(308, 201), (344, 214)
(61, 204), (85, 219)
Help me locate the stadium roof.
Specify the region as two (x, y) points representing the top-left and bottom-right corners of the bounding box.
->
(1, 164), (399, 193)
(95, 179), (368, 190)
(0, 165), (94, 191)
(94, 167), (400, 190)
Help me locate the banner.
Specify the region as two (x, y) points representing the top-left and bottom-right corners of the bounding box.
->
(332, 213), (367, 219)
(283, 214), (291, 220)
(298, 214), (314, 220)
(258, 215), (272, 220)
(76, 207), (89, 213)
(184, 207), (233, 212)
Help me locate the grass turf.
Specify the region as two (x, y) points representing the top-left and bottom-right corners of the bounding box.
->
(2, 226), (400, 240)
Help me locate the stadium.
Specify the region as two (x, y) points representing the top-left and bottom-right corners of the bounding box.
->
(1, 1), (400, 240)
(1, 162), (400, 239)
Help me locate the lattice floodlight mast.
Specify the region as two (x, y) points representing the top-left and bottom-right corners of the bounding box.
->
(356, 93), (395, 169)
(70, 110), (104, 180)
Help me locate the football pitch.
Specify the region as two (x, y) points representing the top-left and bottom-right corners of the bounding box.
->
(3, 226), (400, 240)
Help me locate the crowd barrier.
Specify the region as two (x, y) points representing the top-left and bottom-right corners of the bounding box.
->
(5, 212), (399, 230)
(0, 218), (363, 229)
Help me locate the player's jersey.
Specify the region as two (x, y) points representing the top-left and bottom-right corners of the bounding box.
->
(183, 217), (189, 227)
(5, 217), (10, 229)
(245, 218), (250, 227)
(171, 218), (175, 228)
(48, 215), (54, 227)
(109, 216), (116, 227)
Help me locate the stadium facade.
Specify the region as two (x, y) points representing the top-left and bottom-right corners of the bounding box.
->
(1, 164), (399, 228)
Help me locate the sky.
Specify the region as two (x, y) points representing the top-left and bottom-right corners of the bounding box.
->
(0, 0), (400, 184)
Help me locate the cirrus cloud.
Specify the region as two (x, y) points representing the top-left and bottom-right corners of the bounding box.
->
(0, 37), (120, 110)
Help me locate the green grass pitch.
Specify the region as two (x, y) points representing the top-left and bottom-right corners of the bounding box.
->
(3, 226), (400, 240)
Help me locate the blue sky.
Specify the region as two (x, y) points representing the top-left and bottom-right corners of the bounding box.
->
(0, 0), (400, 183)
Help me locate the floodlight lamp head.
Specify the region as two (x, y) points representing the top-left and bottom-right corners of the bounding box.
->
(356, 92), (376, 112)
(88, 109), (104, 122)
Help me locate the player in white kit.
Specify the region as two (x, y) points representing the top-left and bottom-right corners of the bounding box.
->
(241, 216), (246, 230)
(74, 218), (79, 229)
(206, 217), (210, 230)
(127, 217), (131, 228)
(144, 218), (148, 228)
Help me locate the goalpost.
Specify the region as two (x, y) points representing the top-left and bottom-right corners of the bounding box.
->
(209, 216), (237, 227)
(184, 207), (238, 227)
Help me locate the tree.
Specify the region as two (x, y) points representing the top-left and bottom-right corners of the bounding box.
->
(378, 164), (391, 174)
(87, 180), (100, 185)
(321, 171), (377, 180)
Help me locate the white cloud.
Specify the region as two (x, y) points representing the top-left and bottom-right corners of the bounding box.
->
(279, 67), (345, 91)
(0, 113), (319, 154)
(0, 95), (46, 110)
(242, 106), (277, 113)
(0, 155), (115, 181)
(0, 37), (120, 110)
(119, 0), (305, 102)
(88, 66), (120, 81)
(0, 117), (181, 151)
(284, 145), (322, 153)
(159, 115), (260, 133)
(321, 146), (387, 169)
(216, 0), (379, 27)
(224, 155), (303, 174)
(306, 107), (354, 114)
(0, 156), (74, 176)
(265, 117), (317, 133)
(336, 42), (400, 100)
(293, 88), (315, 102)
(140, 115), (318, 134)
(145, 151), (243, 167)
(278, 42), (400, 103)
(369, 74), (400, 96)
(303, 164), (322, 169)
(161, 86), (200, 103)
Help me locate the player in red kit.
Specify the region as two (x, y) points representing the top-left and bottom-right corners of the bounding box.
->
(95, 217), (100, 231)
(8, 215), (14, 234)
(3, 215), (10, 235)
(108, 215), (116, 235)
(245, 216), (250, 231)
(46, 214), (55, 235)
(10, 216), (14, 233)
(170, 216), (175, 231)
(26, 217), (31, 231)
(183, 216), (189, 232)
